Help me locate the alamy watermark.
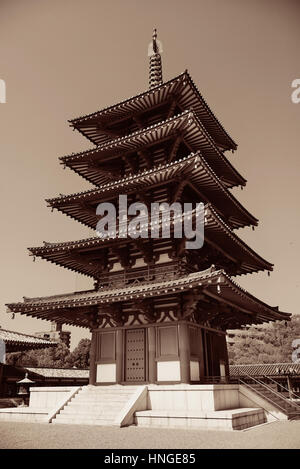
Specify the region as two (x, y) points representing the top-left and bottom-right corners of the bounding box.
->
(292, 339), (300, 363)
(0, 79), (6, 103)
(291, 79), (300, 104)
(96, 195), (204, 250)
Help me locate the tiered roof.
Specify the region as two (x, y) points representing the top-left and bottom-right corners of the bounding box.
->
(62, 111), (245, 188)
(69, 71), (237, 151)
(50, 153), (255, 229)
(6, 268), (288, 329)
(28, 205), (271, 277)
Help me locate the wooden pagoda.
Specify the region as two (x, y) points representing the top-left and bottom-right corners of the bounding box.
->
(7, 30), (290, 385)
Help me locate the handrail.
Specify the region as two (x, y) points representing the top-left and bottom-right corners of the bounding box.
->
(98, 263), (196, 289)
(238, 378), (288, 414)
(265, 376), (300, 403)
(239, 374), (300, 413)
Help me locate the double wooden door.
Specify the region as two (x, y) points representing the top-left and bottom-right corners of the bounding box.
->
(125, 328), (146, 382)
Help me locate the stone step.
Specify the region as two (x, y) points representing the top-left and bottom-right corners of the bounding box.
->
(61, 407), (122, 416)
(67, 400), (126, 407)
(51, 385), (140, 426)
(52, 416), (115, 426)
(59, 410), (118, 418)
(75, 392), (134, 399)
(135, 408), (265, 431)
(80, 388), (137, 394)
(65, 406), (124, 413)
(70, 398), (130, 405)
(55, 412), (115, 420)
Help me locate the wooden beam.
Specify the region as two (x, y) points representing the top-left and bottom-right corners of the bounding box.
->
(166, 98), (177, 119)
(137, 150), (152, 169)
(122, 154), (138, 173)
(172, 179), (188, 203)
(168, 135), (182, 163)
(96, 122), (121, 138)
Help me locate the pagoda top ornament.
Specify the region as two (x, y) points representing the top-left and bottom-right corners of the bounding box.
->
(148, 28), (163, 89)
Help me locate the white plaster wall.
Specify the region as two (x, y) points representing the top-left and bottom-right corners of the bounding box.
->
(134, 258), (147, 267)
(29, 387), (77, 409)
(96, 364), (116, 383)
(213, 387), (240, 410)
(147, 384), (240, 411)
(190, 361), (200, 381)
(157, 361), (180, 382)
(155, 254), (170, 264)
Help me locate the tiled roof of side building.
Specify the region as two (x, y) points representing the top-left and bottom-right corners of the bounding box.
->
(0, 328), (56, 347)
(230, 363), (300, 376)
(24, 367), (89, 379)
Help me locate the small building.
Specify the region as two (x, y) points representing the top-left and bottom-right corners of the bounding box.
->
(0, 365), (89, 398)
(230, 363), (300, 396)
(0, 327), (56, 398)
(0, 327), (56, 355)
(35, 322), (71, 349)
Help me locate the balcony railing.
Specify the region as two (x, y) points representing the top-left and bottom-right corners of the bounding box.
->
(97, 262), (196, 290)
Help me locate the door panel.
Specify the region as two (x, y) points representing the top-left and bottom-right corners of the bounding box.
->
(125, 329), (146, 382)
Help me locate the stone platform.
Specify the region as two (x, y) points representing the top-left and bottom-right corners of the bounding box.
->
(135, 407), (266, 430)
(0, 383), (288, 429)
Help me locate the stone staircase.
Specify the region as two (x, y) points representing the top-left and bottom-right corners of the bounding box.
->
(52, 385), (139, 426)
(239, 377), (300, 420)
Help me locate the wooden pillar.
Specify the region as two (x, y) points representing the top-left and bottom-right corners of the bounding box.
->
(148, 326), (156, 383)
(198, 328), (205, 379)
(89, 330), (97, 385)
(116, 329), (123, 384)
(178, 322), (190, 383)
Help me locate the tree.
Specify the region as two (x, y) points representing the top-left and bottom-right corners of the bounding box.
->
(66, 339), (91, 368)
(6, 342), (71, 368)
(229, 316), (300, 365)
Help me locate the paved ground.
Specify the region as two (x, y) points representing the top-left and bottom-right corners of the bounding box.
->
(0, 420), (300, 449)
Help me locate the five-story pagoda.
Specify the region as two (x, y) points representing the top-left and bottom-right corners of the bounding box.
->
(7, 30), (290, 385)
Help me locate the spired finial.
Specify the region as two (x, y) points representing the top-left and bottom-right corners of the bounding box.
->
(152, 28), (158, 53)
(148, 28), (163, 89)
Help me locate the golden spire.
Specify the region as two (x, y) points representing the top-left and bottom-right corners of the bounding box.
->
(148, 28), (163, 89)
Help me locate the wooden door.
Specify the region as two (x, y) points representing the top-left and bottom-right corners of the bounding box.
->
(125, 329), (146, 382)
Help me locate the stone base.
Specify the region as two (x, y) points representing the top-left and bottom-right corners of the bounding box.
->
(135, 408), (266, 430)
(0, 407), (49, 423)
(147, 384), (240, 411)
(0, 384), (288, 429)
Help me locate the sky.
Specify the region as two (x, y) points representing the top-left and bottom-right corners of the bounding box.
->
(0, 0), (299, 350)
